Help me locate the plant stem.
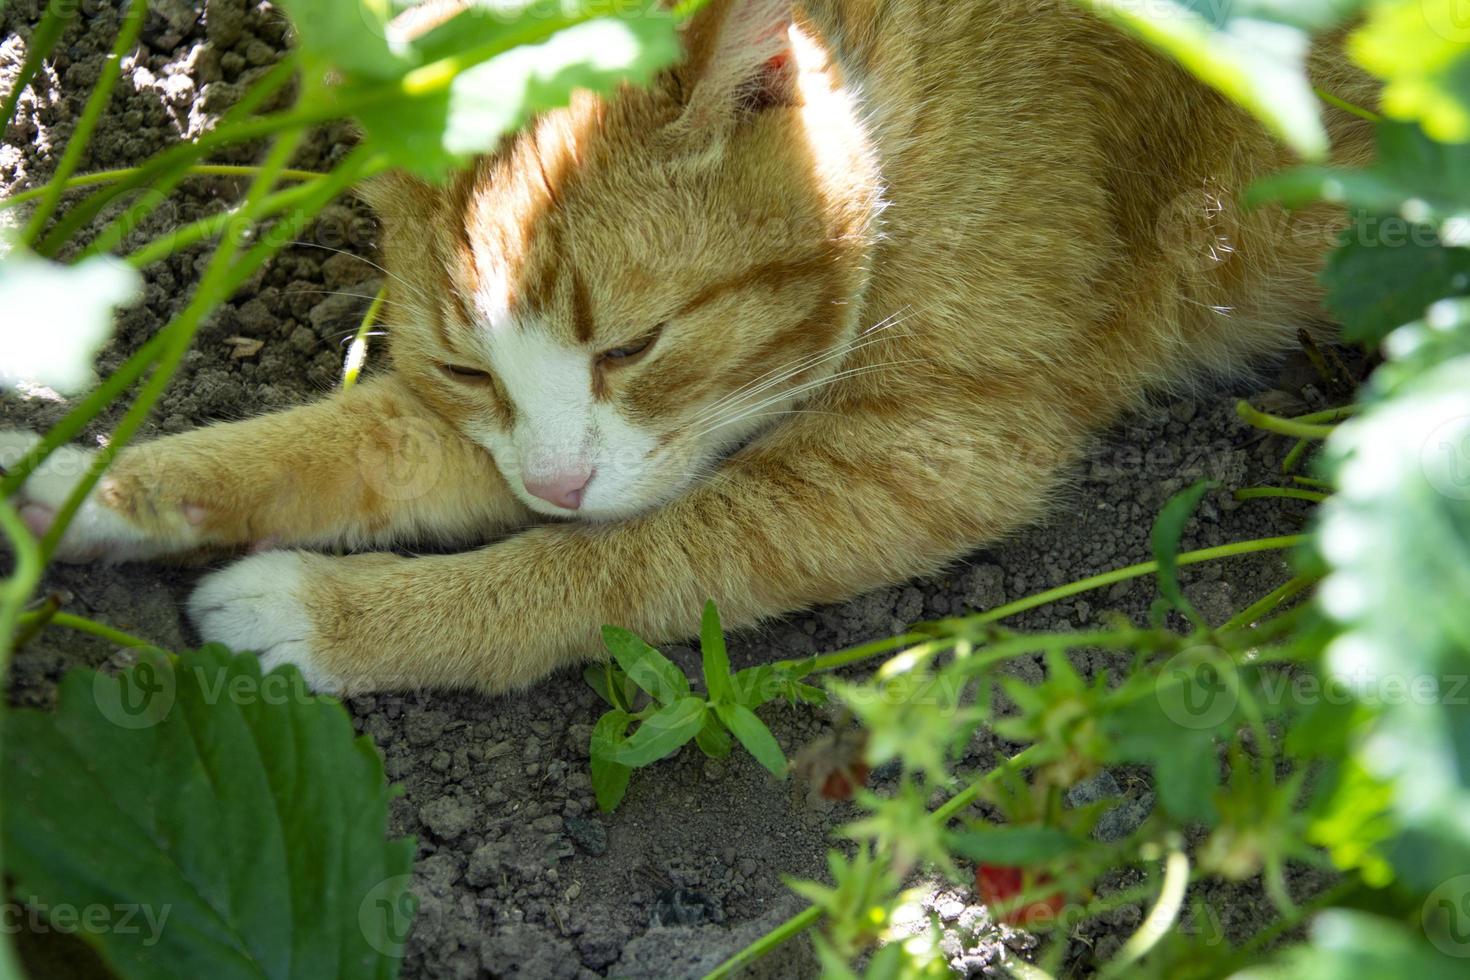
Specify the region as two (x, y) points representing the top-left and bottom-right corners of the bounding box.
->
(20, 0), (148, 245)
(2, 164), (326, 210)
(786, 536), (1305, 678)
(1098, 846), (1190, 979)
(36, 55), (298, 257)
(1314, 87), (1382, 123)
(124, 178), (326, 268)
(1235, 487), (1329, 504)
(0, 0), (75, 134)
(342, 284), (389, 388)
(0, 501), (43, 980)
(1217, 575), (1316, 635)
(1237, 402), (1335, 440)
(14, 611), (162, 651)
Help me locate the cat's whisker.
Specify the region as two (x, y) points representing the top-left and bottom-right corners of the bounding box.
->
(688, 307), (914, 424)
(283, 241), (437, 311)
(688, 359), (926, 442)
(686, 309), (916, 428)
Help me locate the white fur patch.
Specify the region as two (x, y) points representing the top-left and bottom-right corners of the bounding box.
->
(0, 430), (173, 563)
(471, 327), (660, 519)
(188, 551), (346, 693)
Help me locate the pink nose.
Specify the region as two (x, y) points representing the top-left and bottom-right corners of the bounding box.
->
(523, 468), (594, 510)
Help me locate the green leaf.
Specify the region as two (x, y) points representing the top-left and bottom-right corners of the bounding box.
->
(694, 714), (733, 759)
(609, 698), (707, 768)
(1, 646), (415, 978)
(1249, 123), (1470, 238)
(589, 709), (634, 812)
(1353, 0), (1470, 144)
(601, 626), (690, 705)
(1106, 694), (1226, 824)
(355, 11), (682, 179)
(1265, 910), (1468, 979)
(947, 826), (1085, 866)
(0, 246), (140, 394)
(1314, 351), (1470, 889)
(1069, 0), (1332, 158)
(700, 601), (735, 703)
(1151, 480), (1217, 625)
(273, 0), (408, 82)
(1324, 216), (1470, 344)
(715, 703), (788, 777)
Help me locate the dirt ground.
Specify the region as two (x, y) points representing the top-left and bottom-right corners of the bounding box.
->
(3, 3), (1340, 977)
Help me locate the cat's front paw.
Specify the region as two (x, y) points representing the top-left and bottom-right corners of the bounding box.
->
(0, 430), (175, 563)
(188, 551), (351, 694)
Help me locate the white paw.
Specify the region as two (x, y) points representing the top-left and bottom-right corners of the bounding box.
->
(0, 430), (175, 563)
(188, 551), (346, 693)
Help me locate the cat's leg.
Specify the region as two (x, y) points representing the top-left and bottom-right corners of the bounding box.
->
(189, 397), (1079, 693)
(0, 375), (530, 563)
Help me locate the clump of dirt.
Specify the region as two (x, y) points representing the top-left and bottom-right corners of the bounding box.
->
(2, 3), (1337, 977)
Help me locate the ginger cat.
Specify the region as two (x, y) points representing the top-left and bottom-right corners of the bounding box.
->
(3, 0), (1375, 693)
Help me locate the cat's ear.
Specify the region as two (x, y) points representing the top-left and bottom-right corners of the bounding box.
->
(674, 0), (797, 131)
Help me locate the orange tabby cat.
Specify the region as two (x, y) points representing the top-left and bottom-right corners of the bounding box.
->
(2, 0), (1375, 693)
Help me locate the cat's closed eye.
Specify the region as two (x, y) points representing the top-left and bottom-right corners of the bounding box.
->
(441, 363), (492, 381)
(598, 323), (664, 366)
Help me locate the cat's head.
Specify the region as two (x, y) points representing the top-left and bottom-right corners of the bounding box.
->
(367, 0), (881, 520)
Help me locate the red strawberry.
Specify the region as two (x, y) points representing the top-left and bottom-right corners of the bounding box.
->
(975, 863), (1065, 927)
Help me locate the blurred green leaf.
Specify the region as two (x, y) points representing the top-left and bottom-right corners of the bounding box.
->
(1261, 910), (1467, 978)
(947, 826), (1085, 865)
(1070, 0), (1334, 158)
(1314, 349), (1470, 889)
(0, 246), (140, 394)
(694, 713), (733, 759)
(2, 646), (415, 979)
(1323, 216), (1470, 344)
(273, 0), (408, 82)
(1353, 0), (1470, 144)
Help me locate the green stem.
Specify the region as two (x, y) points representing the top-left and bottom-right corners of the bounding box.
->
(1314, 87), (1382, 124)
(36, 55), (299, 257)
(1281, 437), (1312, 474)
(1098, 847), (1190, 979)
(786, 536), (1305, 678)
(0, 0), (76, 134)
(1237, 402), (1335, 440)
(1217, 576), (1316, 635)
(36, 132), (320, 564)
(0, 501), (43, 979)
(3, 164), (326, 210)
(124, 177), (327, 268)
(14, 611), (162, 651)
(21, 0), (148, 245)
(1291, 475), (1332, 489)
(1235, 487), (1329, 504)
(342, 284), (389, 388)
